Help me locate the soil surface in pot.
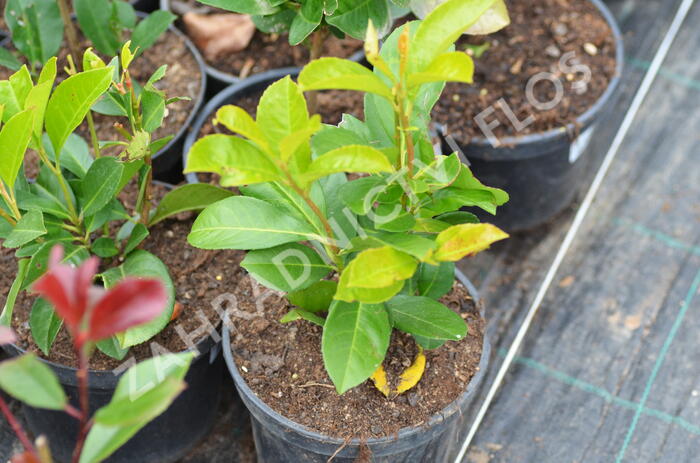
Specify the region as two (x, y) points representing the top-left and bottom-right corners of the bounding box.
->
(0, 29), (202, 164)
(193, 88), (364, 185)
(229, 281), (485, 439)
(174, 0), (363, 79)
(432, 0), (617, 141)
(0, 184), (243, 371)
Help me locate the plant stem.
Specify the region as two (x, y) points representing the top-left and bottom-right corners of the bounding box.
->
(36, 140), (80, 224)
(0, 208), (17, 226)
(57, 0), (81, 66)
(87, 113), (101, 158)
(0, 394), (37, 456)
(138, 156), (153, 226)
(306, 27), (328, 115)
(0, 181), (20, 222)
(71, 348), (91, 463)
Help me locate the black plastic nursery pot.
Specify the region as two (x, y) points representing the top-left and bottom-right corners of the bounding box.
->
(160, 0), (365, 92)
(222, 271), (490, 462)
(129, 0), (158, 12)
(438, 0), (624, 233)
(182, 67), (300, 184)
(2, 333), (223, 463)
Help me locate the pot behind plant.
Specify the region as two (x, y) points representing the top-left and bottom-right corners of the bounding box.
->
(222, 270), (490, 462)
(129, 0), (158, 12)
(2, 333), (222, 463)
(438, 0), (624, 232)
(182, 67), (300, 184)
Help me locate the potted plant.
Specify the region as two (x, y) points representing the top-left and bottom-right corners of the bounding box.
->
(0, 51), (232, 461)
(0, 0), (207, 181)
(161, 0), (401, 88)
(0, 250), (192, 463)
(432, 0), (624, 231)
(185, 0), (510, 459)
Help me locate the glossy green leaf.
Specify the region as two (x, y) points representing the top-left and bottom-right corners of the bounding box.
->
(289, 0), (323, 44)
(386, 295), (466, 340)
(0, 47), (21, 71)
(0, 353), (66, 410)
(123, 223), (149, 255)
(6, 0), (63, 65)
(101, 250), (175, 348)
(46, 68), (113, 154)
(433, 223), (508, 261)
(29, 298), (62, 356)
(338, 176), (387, 215)
(188, 196), (321, 250)
(185, 135), (281, 187)
(287, 280), (338, 313)
(302, 144), (393, 185)
(196, 0), (280, 15)
(326, 0), (389, 39)
(408, 51), (474, 86)
(0, 259), (29, 326)
(214, 105), (269, 152)
(141, 89), (166, 133)
(298, 58), (393, 99)
(75, 0), (120, 55)
(78, 157), (125, 217)
(3, 210), (46, 248)
(322, 300), (390, 393)
(257, 76), (309, 150)
(415, 262), (454, 299)
(0, 108), (34, 189)
(280, 308), (326, 326)
(80, 353), (193, 463)
(97, 337), (130, 360)
(150, 183), (234, 226)
(242, 243), (332, 292)
(348, 232), (436, 261)
(130, 10), (177, 56)
(92, 237), (119, 258)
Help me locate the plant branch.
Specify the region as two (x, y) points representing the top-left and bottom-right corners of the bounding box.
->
(71, 347), (91, 463)
(306, 27), (328, 114)
(0, 393), (37, 456)
(57, 0), (81, 66)
(35, 138), (80, 224)
(138, 156), (153, 226)
(0, 181), (20, 222)
(86, 113), (101, 158)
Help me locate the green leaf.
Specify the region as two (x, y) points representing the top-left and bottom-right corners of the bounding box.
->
(242, 243), (332, 292)
(322, 300), (391, 393)
(196, 0), (280, 15)
(43, 133), (93, 179)
(46, 68), (114, 154)
(0, 108), (34, 189)
(0, 259), (29, 326)
(3, 210), (46, 248)
(184, 135), (281, 187)
(150, 183), (234, 226)
(339, 176), (387, 215)
(256, 76), (309, 150)
(413, 334), (446, 350)
(427, 187), (498, 215)
(101, 251), (175, 348)
(289, 0), (323, 44)
(92, 237), (119, 258)
(386, 295), (466, 341)
(343, 246), (417, 289)
(214, 105), (269, 152)
(407, 51), (474, 87)
(298, 58), (393, 99)
(6, 0), (63, 65)
(117, 160), (144, 192)
(452, 166), (509, 205)
(75, 0), (120, 55)
(434, 223), (508, 262)
(0, 48), (21, 71)
(280, 309), (326, 326)
(114, 0), (137, 29)
(80, 353), (193, 463)
(123, 223), (149, 255)
(436, 211), (479, 225)
(412, 0), (508, 70)
(0, 353), (66, 410)
(130, 10), (177, 56)
(78, 157), (125, 217)
(188, 196), (321, 250)
(302, 145), (393, 185)
(415, 262), (454, 299)
(97, 336), (130, 360)
(348, 232), (436, 261)
(29, 298), (62, 356)
(141, 90), (166, 133)
(287, 280), (338, 313)
(326, 0), (389, 39)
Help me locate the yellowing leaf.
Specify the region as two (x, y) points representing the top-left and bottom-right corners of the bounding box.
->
(434, 223), (508, 261)
(396, 346), (426, 394)
(300, 144), (394, 186)
(215, 105), (269, 153)
(370, 365), (390, 397)
(346, 246), (417, 289)
(408, 51), (474, 87)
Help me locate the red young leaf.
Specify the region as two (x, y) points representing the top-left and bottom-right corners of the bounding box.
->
(88, 278), (168, 342)
(10, 451), (40, 463)
(0, 326), (16, 345)
(32, 247), (99, 331)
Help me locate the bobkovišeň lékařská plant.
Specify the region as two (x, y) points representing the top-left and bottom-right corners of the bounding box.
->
(186, 0), (510, 395)
(0, 247), (193, 463)
(1, 0), (176, 74)
(0, 48), (230, 361)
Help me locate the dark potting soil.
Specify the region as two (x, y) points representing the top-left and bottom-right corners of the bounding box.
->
(229, 281), (485, 439)
(174, 0), (363, 78)
(193, 88), (364, 185)
(0, 29), (202, 161)
(432, 0), (617, 141)
(1, 184), (244, 371)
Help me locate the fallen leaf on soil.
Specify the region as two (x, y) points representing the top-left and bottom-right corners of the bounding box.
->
(183, 12), (256, 61)
(170, 302), (184, 321)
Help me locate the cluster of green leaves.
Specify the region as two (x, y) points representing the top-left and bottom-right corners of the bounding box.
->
(197, 0), (410, 45)
(0, 342), (193, 463)
(1, 0), (175, 72)
(0, 49), (229, 361)
(187, 0), (510, 393)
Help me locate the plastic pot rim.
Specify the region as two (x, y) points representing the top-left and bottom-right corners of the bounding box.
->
(221, 269), (490, 450)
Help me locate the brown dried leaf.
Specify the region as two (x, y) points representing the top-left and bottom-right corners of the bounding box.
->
(183, 12), (256, 61)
